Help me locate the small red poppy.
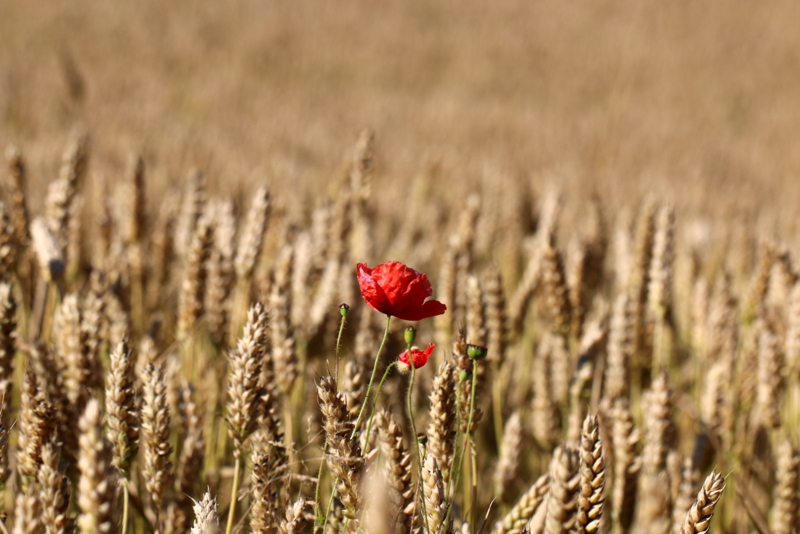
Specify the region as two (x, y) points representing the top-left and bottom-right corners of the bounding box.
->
(398, 343), (436, 372)
(356, 261), (447, 321)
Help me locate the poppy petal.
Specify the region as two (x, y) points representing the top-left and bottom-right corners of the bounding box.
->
(371, 261), (421, 308)
(399, 271), (434, 305)
(393, 298), (447, 321)
(356, 263), (392, 315)
(398, 342), (435, 370)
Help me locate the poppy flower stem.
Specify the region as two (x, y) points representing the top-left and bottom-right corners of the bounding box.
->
(444, 360), (481, 533)
(352, 314), (392, 439)
(406, 341), (432, 534)
(363, 361), (397, 447)
(334, 307), (348, 385)
(467, 359), (479, 532)
(442, 372), (469, 532)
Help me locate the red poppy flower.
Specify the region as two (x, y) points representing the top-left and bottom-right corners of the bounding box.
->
(356, 261), (447, 321)
(398, 343), (436, 372)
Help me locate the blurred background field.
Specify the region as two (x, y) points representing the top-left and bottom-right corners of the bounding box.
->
(2, 0), (800, 222)
(2, 2), (800, 533)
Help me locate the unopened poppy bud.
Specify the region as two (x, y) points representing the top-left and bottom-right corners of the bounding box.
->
(416, 433), (428, 445)
(467, 344), (488, 361)
(339, 303), (350, 317)
(459, 369), (470, 383)
(404, 326), (417, 345)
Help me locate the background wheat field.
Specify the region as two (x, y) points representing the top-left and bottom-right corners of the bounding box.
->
(0, 1), (799, 534)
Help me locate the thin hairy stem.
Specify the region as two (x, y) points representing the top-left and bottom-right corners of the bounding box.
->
(364, 361), (397, 448)
(352, 314), (392, 438)
(442, 372), (469, 532)
(334, 309), (348, 384)
(405, 341), (431, 534)
(464, 359), (480, 533)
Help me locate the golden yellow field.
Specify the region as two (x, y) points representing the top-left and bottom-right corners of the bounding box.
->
(1, 1), (800, 533)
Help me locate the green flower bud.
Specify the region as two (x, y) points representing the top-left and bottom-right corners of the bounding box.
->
(467, 344), (488, 361)
(404, 326), (417, 345)
(339, 303), (350, 317)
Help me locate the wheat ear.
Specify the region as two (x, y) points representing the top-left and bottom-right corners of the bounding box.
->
(494, 411), (523, 504)
(317, 375), (363, 520)
(427, 360), (457, 481)
(227, 301), (268, 456)
(205, 199), (237, 346)
(680, 471), (725, 534)
(191, 491), (220, 534)
(77, 398), (118, 534)
(610, 398), (640, 533)
(772, 440), (799, 534)
(494, 473), (550, 534)
(278, 498), (314, 534)
(106, 340), (139, 474)
(17, 371), (55, 485)
(141, 362), (174, 524)
(376, 410), (415, 534)
(0, 282), (16, 486)
(4, 145), (30, 246)
(422, 452), (448, 534)
(37, 440), (71, 534)
(577, 415), (605, 533)
(13, 483), (42, 534)
(545, 446), (581, 534)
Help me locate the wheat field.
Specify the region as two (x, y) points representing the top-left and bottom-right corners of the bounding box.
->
(0, 1), (799, 533)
